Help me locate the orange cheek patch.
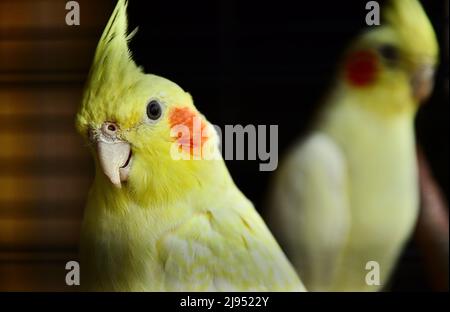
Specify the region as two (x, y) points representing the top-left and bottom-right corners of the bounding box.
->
(345, 50), (378, 87)
(169, 107), (209, 157)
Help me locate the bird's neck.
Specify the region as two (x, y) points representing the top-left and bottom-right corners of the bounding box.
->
(92, 153), (233, 213)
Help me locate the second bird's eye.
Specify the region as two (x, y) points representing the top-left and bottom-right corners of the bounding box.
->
(378, 44), (399, 63)
(146, 100), (162, 120)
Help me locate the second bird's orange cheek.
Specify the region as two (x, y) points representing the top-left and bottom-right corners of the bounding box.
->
(344, 50), (379, 87)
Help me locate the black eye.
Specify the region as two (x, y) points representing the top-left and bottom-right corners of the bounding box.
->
(146, 100), (162, 120)
(378, 44), (399, 63)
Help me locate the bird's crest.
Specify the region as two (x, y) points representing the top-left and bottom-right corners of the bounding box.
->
(86, 0), (140, 94)
(383, 0), (439, 60)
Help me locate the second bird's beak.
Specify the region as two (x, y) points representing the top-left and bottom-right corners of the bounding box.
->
(411, 63), (436, 103)
(94, 122), (132, 188)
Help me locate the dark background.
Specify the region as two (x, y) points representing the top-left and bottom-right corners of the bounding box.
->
(125, 0), (448, 291)
(0, 0), (446, 291)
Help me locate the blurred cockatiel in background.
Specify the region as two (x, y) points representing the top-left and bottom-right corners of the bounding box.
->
(76, 0), (304, 291)
(267, 0), (439, 291)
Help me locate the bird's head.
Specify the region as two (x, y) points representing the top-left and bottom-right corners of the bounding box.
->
(76, 0), (219, 204)
(338, 0), (439, 115)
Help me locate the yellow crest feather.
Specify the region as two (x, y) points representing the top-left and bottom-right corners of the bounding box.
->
(384, 0), (439, 60)
(85, 0), (140, 100)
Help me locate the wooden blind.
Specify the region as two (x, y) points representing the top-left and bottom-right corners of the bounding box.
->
(0, 0), (112, 291)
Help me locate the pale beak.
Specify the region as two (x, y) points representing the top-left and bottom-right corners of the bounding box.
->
(97, 141), (132, 188)
(411, 64), (436, 103)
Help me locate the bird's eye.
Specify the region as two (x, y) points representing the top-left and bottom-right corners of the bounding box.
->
(378, 44), (399, 63)
(146, 100), (162, 120)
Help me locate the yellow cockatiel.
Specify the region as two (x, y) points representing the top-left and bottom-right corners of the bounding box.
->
(76, 0), (304, 291)
(268, 0), (439, 291)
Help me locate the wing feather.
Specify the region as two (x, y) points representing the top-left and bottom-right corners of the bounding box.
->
(158, 191), (304, 291)
(269, 132), (350, 291)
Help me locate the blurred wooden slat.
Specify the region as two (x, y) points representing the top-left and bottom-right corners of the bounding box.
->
(0, 176), (90, 202)
(0, 200), (85, 219)
(0, 218), (80, 249)
(0, 133), (89, 157)
(0, 156), (92, 175)
(0, 262), (70, 291)
(0, 115), (76, 132)
(0, 263), (71, 291)
(0, 0), (112, 37)
(0, 251), (77, 261)
(0, 0), (71, 30)
(0, 73), (85, 84)
(0, 251), (78, 291)
(0, 87), (80, 116)
(0, 40), (96, 72)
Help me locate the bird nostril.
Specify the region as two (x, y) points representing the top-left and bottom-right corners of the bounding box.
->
(101, 122), (119, 137)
